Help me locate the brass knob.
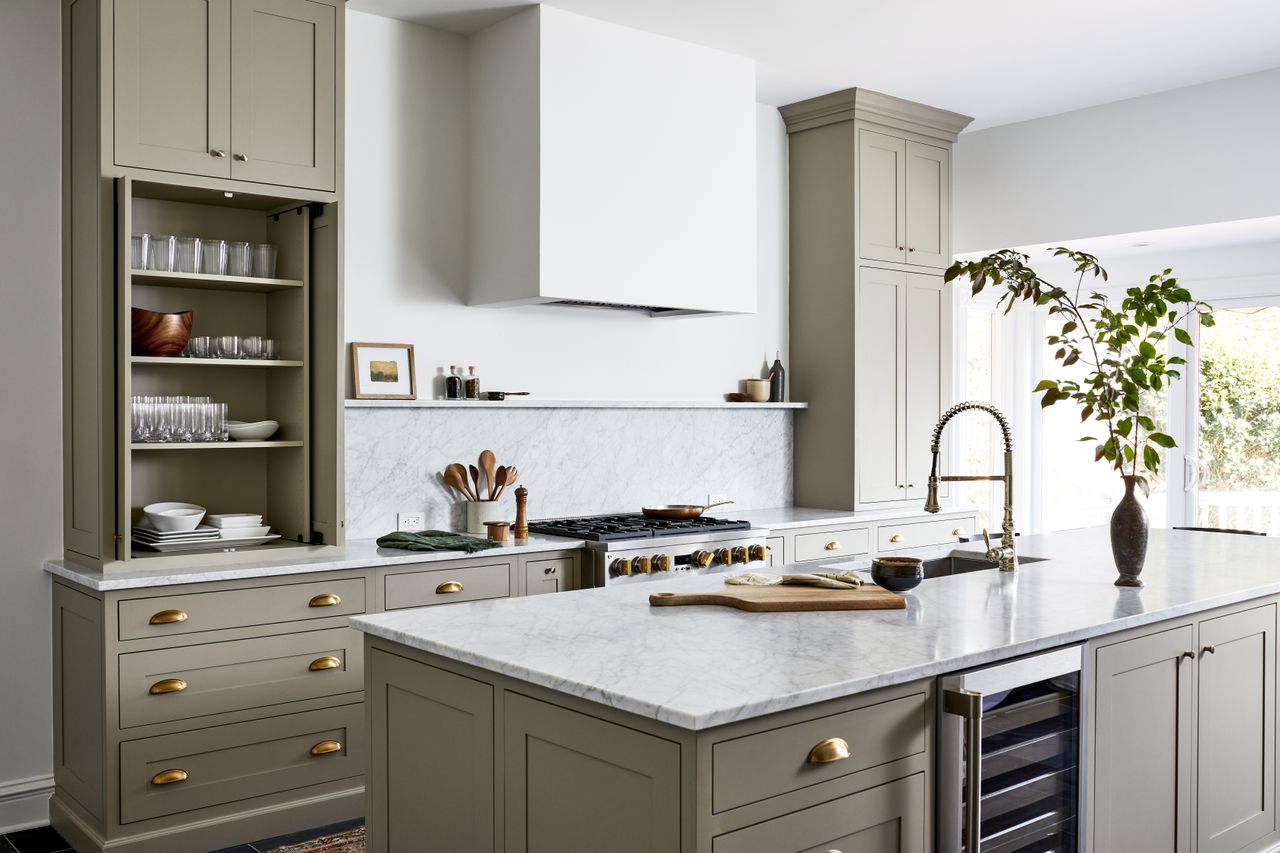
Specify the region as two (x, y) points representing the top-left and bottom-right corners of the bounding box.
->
(952, 528), (965, 536)
(309, 656), (342, 672)
(234, 152), (249, 161)
(148, 678), (188, 695)
(1203, 645), (1217, 655)
(907, 483), (915, 488)
(748, 544), (767, 562)
(889, 534), (903, 543)
(896, 245), (904, 251)
(691, 550), (714, 568)
(149, 609), (188, 625)
(435, 581), (463, 594)
(652, 554), (671, 572)
(150, 769), (188, 786)
(310, 740), (342, 756)
(633, 556), (652, 575)
(210, 148), (226, 158)
(610, 558), (632, 577)
(731, 546), (749, 564)
(544, 566), (555, 575)
(908, 247), (916, 252)
(806, 737), (851, 765)
(1181, 650), (1195, 659)
(309, 593), (341, 607)
(714, 548), (733, 566)
(824, 541), (841, 551)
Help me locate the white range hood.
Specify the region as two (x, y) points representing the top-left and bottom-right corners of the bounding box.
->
(468, 6), (758, 316)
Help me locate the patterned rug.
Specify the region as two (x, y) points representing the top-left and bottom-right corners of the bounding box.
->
(263, 826), (365, 852)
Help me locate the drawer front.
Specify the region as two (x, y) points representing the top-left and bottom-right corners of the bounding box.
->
(524, 557), (572, 596)
(712, 773), (925, 853)
(877, 516), (974, 553)
(766, 536), (785, 567)
(118, 577), (367, 641)
(711, 691), (927, 813)
(119, 703), (364, 824)
(384, 561), (512, 610)
(794, 526), (871, 563)
(119, 627), (363, 728)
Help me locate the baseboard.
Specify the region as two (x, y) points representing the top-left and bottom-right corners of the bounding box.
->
(0, 773), (54, 834)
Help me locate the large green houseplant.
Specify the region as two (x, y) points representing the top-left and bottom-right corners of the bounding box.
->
(945, 248), (1214, 586)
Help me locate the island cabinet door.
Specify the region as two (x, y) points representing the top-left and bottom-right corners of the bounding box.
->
(1196, 603), (1277, 853)
(504, 693), (682, 853)
(366, 650), (494, 853)
(1090, 623), (1195, 853)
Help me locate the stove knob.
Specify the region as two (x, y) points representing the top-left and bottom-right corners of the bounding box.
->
(714, 548), (733, 566)
(652, 554), (672, 572)
(731, 546), (750, 564)
(610, 558), (632, 577)
(690, 550), (714, 568)
(633, 555), (652, 575)
(748, 544), (768, 563)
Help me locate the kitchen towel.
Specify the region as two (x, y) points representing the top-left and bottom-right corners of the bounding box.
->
(376, 530), (501, 553)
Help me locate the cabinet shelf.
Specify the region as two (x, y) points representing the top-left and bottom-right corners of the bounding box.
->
(130, 441), (303, 450)
(132, 356), (303, 368)
(130, 270), (304, 292)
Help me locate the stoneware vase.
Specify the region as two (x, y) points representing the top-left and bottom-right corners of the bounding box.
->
(1111, 474), (1149, 587)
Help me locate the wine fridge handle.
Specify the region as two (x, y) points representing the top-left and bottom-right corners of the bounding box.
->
(943, 689), (984, 853)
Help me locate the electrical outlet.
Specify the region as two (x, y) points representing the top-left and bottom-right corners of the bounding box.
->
(707, 493), (730, 506)
(397, 512), (425, 532)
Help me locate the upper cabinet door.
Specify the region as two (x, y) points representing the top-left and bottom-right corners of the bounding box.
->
(113, 0), (231, 178)
(858, 130), (907, 265)
(229, 0), (336, 191)
(903, 274), (950, 501)
(856, 267), (907, 505)
(904, 141), (950, 269)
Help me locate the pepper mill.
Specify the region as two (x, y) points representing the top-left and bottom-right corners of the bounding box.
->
(514, 487), (529, 540)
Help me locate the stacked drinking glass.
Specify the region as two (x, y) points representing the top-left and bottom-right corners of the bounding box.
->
(131, 396), (229, 443)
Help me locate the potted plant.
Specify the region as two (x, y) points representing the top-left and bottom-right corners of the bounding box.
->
(946, 248), (1214, 587)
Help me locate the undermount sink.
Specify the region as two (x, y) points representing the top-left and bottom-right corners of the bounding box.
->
(920, 550), (1048, 579)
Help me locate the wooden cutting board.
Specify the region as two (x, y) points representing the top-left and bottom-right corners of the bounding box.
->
(648, 584), (906, 612)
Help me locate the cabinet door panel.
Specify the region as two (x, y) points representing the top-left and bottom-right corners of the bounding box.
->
(1091, 624), (1194, 853)
(113, 0), (231, 177)
(1197, 603), (1276, 853)
(230, 0), (336, 190)
(904, 141), (949, 269)
(904, 274), (948, 501)
(858, 130), (907, 264)
(856, 267), (905, 504)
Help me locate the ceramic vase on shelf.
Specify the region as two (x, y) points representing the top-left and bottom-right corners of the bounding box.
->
(1111, 474), (1149, 587)
(466, 500), (505, 535)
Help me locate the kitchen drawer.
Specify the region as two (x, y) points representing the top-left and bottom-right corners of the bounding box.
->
(793, 525), (871, 563)
(119, 703), (363, 824)
(876, 516), (974, 553)
(711, 690), (927, 813)
(384, 561), (512, 610)
(523, 557), (572, 596)
(712, 772), (925, 853)
(118, 627), (363, 729)
(766, 536), (785, 567)
(118, 577), (366, 641)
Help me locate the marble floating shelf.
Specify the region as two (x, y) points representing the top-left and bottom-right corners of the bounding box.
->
(345, 399), (808, 410)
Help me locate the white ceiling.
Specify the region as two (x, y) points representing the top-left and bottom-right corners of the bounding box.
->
(347, 0), (1280, 130)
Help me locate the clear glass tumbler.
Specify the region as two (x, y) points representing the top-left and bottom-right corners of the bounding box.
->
(215, 335), (241, 359)
(130, 233), (150, 270)
(187, 336), (212, 358)
(251, 243), (277, 279)
(241, 335), (263, 359)
(262, 338), (279, 360)
(226, 242), (252, 277)
(174, 237), (201, 273)
(200, 239), (227, 275)
(147, 235), (175, 271)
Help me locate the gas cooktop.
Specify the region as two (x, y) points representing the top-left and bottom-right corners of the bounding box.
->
(528, 513), (752, 542)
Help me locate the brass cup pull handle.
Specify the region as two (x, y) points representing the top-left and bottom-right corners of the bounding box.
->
(150, 769), (188, 786)
(309, 593), (341, 607)
(1203, 645), (1217, 654)
(149, 678), (188, 695)
(310, 740), (343, 756)
(149, 609), (188, 625)
(889, 534), (903, 543)
(806, 737), (850, 765)
(436, 581), (464, 594)
(824, 541), (841, 551)
(309, 656), (342, 672)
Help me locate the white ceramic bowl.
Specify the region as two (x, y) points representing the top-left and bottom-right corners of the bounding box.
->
(142, 501), (207, 532)
(226, 419), (279, 441)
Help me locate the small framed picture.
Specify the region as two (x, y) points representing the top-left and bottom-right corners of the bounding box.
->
(350, 342), (416, 400)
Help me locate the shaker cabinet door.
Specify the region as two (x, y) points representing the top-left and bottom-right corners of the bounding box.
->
(903, 141), (949, 269)
(855, 267), (906, 505)
(229, 0), (336, 191)
(903, 274), (949, 501)
(858, 129), (907, 265)
(113, 0), (231, 178)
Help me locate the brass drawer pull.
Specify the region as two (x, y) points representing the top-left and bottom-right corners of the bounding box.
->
(309, 656), (342, 672)
(149, 609), (188, 625)
(806, 737), (850, 765)
(436, 581), (464, 594)
(150, 768), (188, 786)
(310, 739), (343, 756)
(889, 534), (903, 543)
(1203, 645), (1217, 655)
(309, 593), (342, 607)
(824, 541), (841, 551)
(952, 527), (965, 536)
(148, 678), (188, 695)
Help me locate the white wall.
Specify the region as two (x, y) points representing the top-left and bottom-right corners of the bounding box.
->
(954, 68), (1280, 253)
(344, 10), (788, 401)
(0, 0), (61, 832)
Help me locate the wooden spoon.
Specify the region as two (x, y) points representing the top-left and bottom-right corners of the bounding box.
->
(480, 449), (498, 500)
(492, 466), (511, 500)
(444, 464), (476, 501)
(496, 467), (519, 500)
(469, 464), (483, 501)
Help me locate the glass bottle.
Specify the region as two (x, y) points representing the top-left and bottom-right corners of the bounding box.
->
(445, 365), (462, 400)
(464, 365), (480, 400)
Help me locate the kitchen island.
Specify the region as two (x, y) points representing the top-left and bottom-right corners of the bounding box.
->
(353, 527), (1280, 853)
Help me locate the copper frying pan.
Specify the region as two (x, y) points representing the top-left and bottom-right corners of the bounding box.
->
(641, 500), (735, 520)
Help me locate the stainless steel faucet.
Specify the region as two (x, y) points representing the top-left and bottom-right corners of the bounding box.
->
(924, 402), (1018, 571)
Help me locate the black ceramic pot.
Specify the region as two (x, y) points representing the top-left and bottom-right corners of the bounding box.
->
(1111, 474), (1149, 587)
(871, 556), (923, 592)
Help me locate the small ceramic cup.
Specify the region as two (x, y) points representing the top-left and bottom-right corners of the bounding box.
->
(871, 556), (924, 592)
(745, 378), (770, 402)
(466, 500), (505, 535)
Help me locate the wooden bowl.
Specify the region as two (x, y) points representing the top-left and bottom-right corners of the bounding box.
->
(132, 307), (192, 357)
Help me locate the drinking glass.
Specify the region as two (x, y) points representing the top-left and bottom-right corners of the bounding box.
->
(174, 237), (201, 273)
(213, 403), (227, 441)
(226, 242), (252, 277)
(215, 335), (241, 359)
(262, 338), (278, 360)
(147, 235), (175, 271)
(199, 239), (226, 275)
(241, 335), (263, 359)
(251, 243), (277, 279)
(130, 233), (150, 270)
(187, 335), (212, 358)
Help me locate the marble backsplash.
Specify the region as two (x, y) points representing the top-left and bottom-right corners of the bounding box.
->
(344, 407), (794, 540)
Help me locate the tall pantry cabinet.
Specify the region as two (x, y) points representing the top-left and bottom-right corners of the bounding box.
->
(780, 89), (972, 512)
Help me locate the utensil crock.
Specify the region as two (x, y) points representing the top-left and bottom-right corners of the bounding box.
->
(466, 501), (505, 535)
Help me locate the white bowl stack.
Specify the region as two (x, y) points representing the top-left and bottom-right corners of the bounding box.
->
(206, 513), (270, 539)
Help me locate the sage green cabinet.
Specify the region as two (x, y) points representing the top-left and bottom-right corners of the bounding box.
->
(856, 128), (950, 270)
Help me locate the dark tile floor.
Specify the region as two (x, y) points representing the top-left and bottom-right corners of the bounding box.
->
(1, 818), (364, 853)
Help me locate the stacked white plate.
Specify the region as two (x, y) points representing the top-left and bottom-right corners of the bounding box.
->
(205, 512), (279, 545)
(133, 513), (280, 551)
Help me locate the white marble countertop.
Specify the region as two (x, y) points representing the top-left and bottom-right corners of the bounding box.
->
(345, 399), (808, 409)
(45, 534), (587, 591)
(351, 527), (1280, 730)
(729, 505), (973, 530)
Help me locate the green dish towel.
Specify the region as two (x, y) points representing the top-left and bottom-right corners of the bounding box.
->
(376, 530), (501, 553)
